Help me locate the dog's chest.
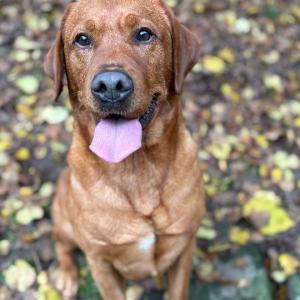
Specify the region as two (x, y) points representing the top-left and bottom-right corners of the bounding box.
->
(112, 233), (159, 279)
(81, 201), (194, 279)
(71, 168), (201, 278)
(108, 232), (190, 280)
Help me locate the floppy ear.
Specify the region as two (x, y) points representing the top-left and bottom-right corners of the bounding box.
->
(164, 5), (201, 94)
(44, 30), (64, 101)
(172, 20), (201, 94)
(44, 4), (74, 101)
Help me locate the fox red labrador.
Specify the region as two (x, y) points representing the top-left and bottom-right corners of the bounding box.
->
(44, 0), (205, 299)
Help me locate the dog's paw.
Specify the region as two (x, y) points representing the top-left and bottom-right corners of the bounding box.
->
(56, 269), (78, 299)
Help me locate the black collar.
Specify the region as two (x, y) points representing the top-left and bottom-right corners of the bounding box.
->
(139, 96), (158, 129)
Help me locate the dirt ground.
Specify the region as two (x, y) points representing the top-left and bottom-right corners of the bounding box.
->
(0, 0), (300, 299)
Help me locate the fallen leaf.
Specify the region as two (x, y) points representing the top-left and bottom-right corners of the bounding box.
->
(279, 254), (300, 276)
(38, 284), (61, 300)
(197, 226), (217, 240)
(16, 75), (40, 94)
(243, 191), (294, 236)
(15, 206), (44, 225)
(272, 151), (300, 169)
(19, 186), (34, 198)
(0, 240), (10, 256)
(229, 227), (251, 245)
(0, 152), (9, 167)
(202, 55), (226, 74)
(126, 285), (144, 300)
(235, 18), (251, 33)
(218, 48), (235, 63)
(41, 106), (69, 124)
(262, 50), (280, 64)
(14, 36), (40, 50)
(271, 270), (287, 283)
(38, 182), (54, 198)
(264, 74), (283, 92)
(207, 141), (232, 160)
(4, 259), (36, 292)
(15, 147), (31, 161)
(0, 132), (12, 151)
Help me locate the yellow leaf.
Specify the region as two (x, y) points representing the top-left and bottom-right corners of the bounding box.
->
(37, 271), (48, 285)
(0, 240), (10, 256)
(1, 198), (23, 218)
(256, 135), (269, 149)
(294, 117), (300, 128)
(15, 147), (30, 161)
(0, 133), (12, 151)
(216, 11), (237, 27)
(203, 55), (226, 74)
(271, 168), (283, 183)
(218, 48), (235, 63)
(207, 141), (232, 160)
(15, 128), (29, 139)
(279, 254), (300, 276)
(205, 184), (218, 197)
(15, 206), (44, 225)
(19, 186), (34, 197)
(16, 103), (33, 119)
(36, 133), (47, 143)
(221, 84), (240, 103)
(166, 0), (177, 7)
(194, 3), (205, 14)
(22, 95), (38, 106)
(229, 227), (250, 245)
(264, 74), (283, 92)
(38, 284), (61, 300)
(243, 191), (294, 236)
(259, 165), (269, 178)
(4, 259), (36, 292)
(261, 209), (294, 235)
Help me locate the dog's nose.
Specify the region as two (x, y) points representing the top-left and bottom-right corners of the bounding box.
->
(91, 71), (134, 104)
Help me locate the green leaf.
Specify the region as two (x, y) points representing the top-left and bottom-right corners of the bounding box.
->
(15, 206), (44, 225)
(4, 259), (36, 292)
(41, 106), (70, 124)
(16, 75), (40, 94)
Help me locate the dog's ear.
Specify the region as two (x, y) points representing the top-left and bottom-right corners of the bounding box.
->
(44, 30), (64, 101)
(163, 4), (201, 94)
(172, 20), (201, 94)
(44, 4), (74, 101)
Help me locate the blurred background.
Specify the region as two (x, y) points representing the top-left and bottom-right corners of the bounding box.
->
(0, 0), (300, 299)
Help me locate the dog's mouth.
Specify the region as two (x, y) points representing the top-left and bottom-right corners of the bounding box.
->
(89, 96), (158, 164)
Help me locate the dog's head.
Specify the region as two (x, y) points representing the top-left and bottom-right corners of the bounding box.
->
(44, 0), (200, 163)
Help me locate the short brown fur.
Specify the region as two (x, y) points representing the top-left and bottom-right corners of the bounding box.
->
(45, 0), (205, 299)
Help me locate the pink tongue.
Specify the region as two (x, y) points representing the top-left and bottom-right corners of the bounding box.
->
(89, 118), (142, 164)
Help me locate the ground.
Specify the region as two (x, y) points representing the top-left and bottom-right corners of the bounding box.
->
(0, 0), (300, 299)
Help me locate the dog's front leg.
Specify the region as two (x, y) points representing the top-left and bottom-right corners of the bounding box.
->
(87, 257), (126, 300)
(167, 237), (195, 300)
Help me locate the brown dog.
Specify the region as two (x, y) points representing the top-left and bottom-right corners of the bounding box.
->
(44, 0), (205, 299)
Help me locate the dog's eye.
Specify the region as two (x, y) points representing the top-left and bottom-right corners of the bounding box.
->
(75, 34), (92, 48)
(135, 28), (156, 44)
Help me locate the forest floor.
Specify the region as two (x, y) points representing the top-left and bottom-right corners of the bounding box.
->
(0, 0), (300, 299)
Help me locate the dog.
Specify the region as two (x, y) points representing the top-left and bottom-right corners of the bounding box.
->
(44, 0), (205, 299)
